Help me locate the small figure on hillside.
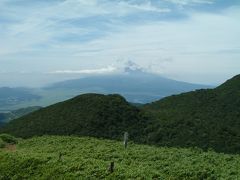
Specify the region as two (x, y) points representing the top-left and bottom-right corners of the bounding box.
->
(58, 152), (63, 161)
(108, 162), (114, 173)
(124, 132), (129, 149)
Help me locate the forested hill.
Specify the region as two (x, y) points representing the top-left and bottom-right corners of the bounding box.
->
(0, 94), (148, 140)
(216, 74), (240, 92)
(142, 74), (240, 153)
(1, 75), (240, 153)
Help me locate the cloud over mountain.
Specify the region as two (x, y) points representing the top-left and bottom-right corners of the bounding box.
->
(0, 0), (239, 86)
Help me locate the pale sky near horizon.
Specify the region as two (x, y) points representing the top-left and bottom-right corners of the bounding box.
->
(0, 0), (240, 87)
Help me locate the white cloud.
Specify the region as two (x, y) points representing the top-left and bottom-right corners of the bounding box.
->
(118, 1), (171, 13)
(50, 66), (117, 74)
(0, 0), (170, 57)
(164, 0), (214, 5)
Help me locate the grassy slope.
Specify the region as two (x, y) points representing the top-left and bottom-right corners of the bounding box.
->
(0, 136), (240, 179)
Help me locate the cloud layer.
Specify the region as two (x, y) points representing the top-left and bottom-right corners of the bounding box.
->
(0, 0), (239, 86)
(50, 66), (117, 74)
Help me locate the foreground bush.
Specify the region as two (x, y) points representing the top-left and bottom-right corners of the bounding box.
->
(0, 134), (18, 144)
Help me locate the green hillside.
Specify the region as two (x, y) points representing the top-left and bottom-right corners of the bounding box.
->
(142, 75), (240, 153)
(1, 135), (240, 179)
(1, 94), (147, 141)
(1, 75), (240, 154)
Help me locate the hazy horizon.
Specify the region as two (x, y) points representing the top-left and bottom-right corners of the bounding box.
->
(0, 0), (240, 87)
(0, 65), (231, 88)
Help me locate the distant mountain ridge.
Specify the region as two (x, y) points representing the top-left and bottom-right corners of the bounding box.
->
(46, 70), (210, 103)
(0, 69), (210, 109)
(0, 106), (42, 124)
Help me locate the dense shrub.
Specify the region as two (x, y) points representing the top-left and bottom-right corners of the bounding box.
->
(0, 134), (18, 144)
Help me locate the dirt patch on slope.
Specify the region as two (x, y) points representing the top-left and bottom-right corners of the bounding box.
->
(4, 144), (16, 152)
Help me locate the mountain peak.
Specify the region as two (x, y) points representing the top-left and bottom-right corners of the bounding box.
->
(123, 61), (145, 74)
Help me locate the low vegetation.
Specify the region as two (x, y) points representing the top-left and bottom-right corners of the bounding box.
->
(0, 134), (18, 144)
(0, 133), (18, 149)
(1, 135), (240, 179)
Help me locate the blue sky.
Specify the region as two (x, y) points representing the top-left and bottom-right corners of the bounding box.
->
(0, 0), (240, 86)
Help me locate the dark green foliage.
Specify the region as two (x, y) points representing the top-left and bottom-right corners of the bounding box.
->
(142, 75), (240, 153)
(1, 94), (148, 142)
(217, 74), (240, 93)
(0, 138), (4, 148)
(0, 134), (18, 144)
(0, 133), (18, 148)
